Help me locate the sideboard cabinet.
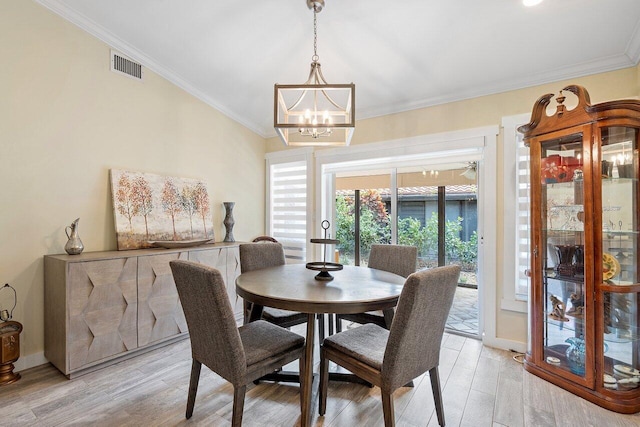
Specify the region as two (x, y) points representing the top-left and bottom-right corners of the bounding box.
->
(519, 85), (640, 413)
(44, 243), (240, 378)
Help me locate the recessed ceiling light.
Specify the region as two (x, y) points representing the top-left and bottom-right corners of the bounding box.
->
(523, 0), (543, 6)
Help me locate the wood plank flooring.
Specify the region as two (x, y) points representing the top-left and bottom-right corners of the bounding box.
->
(3, 330), (640, 426)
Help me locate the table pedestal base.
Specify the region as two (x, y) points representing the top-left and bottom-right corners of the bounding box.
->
(255, 370), (373, 387)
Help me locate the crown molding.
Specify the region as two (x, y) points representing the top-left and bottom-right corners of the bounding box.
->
(358, 53), (638, 122)
(626, 18), (640, 64)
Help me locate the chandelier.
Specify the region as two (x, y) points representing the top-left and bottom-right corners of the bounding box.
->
(274, 0), (355, 147)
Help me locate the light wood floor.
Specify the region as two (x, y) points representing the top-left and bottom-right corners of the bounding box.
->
(4, 331), (640, 427)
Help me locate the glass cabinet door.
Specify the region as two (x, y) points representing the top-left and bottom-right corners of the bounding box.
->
(599, 126), (640, 392)
(539, 133), (588, 378)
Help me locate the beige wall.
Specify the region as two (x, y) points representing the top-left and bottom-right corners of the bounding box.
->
(267, 66), (640, 346)
(1, 1), (266, 365)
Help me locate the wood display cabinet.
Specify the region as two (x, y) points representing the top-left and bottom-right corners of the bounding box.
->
(44, 242), (241, 378)
(519, 85), (640, 413)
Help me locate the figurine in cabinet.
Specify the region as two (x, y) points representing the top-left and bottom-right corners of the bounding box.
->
(567, 292), (584, 316)
(549, 294), (569, 322)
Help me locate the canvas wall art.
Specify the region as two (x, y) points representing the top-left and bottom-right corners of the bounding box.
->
(110, 169), (214, 250)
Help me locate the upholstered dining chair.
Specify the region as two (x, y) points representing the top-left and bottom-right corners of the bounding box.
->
(170, 260), (306, 426)
(319, 265), (461, 427)
(335, 244), (418, 332)
(239, 242), (309, 323)
(240, 241), (329, 345)
(251, 235), (278, 243)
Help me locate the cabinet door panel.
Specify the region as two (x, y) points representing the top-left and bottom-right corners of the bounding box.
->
(67, 258), (137, 371)
(189, 247), (226, 271)
(137, 252), (188, 346)
(226, 246), (243, 317)
(189, 247), (243, 319)
(536, 131), (592, 387)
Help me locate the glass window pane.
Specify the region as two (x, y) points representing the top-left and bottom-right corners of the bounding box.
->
(335, 172), (391, 265)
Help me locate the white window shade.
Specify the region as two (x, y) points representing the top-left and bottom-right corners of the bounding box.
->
(269, 160), (308, 262)
(501, 113), (531, 312)
(515, 131), (531, 300)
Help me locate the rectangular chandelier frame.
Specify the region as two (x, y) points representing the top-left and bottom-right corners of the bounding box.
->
(274, 82), (355, 147)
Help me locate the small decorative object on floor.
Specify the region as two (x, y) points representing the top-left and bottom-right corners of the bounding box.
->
(64, 218), (84, 255)
(0, 283), (22, 385)
(306, 220), (342, 281)
(223, 202), (235, 242)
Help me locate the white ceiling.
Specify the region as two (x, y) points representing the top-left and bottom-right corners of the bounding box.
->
(37, 0), (640, 139)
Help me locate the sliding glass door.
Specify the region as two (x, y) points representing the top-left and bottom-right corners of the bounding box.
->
(334, 163), (480, 337)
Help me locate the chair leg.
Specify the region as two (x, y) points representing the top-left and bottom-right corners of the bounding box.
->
(232, 385), (246, 427)
(299, 351), (306, 411)
(381, 390), (395, 427)
(319, 347), (329, 416)
(328, 313), (334, 336)
(186, 359), (202, 419)
(335, 316), (342, 333)
(243, 300), (251, 324)
(318, 313), (325, 344)
(429, 366), (445, 426)
(383, 308), (395, 329)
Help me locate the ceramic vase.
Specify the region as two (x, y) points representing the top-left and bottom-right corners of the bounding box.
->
(223, 202), (235, 242)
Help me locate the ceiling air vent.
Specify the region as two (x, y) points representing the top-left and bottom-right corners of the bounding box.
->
(110, 50), (143, 81)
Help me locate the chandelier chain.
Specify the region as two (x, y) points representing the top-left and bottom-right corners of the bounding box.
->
(312, 6), (319, 63)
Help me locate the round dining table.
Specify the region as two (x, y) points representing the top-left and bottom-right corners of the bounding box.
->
(236, 263), (405, 427)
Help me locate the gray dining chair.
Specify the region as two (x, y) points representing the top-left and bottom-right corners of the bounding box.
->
(319, 264), (461, 427)
(170, 260), (306, 426)
(335, 244), (418, 332)
(239, 242), (330, 344)
(239, 242), (309, 327)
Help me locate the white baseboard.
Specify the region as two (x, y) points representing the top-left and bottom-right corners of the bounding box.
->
(15, 351), (48, 372)
(482, 336), (527, 354)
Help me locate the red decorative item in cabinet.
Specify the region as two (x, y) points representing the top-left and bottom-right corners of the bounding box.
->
(541, 154), (582, 184)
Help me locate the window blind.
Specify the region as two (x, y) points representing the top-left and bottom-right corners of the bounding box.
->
(516, 132), (531, 300)
(269, 160), (307, 262)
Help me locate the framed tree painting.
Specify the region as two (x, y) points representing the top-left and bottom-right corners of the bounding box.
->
(110, 169), (214, 250)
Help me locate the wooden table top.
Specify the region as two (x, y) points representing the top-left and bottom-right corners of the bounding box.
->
(236, 264), (405, 314)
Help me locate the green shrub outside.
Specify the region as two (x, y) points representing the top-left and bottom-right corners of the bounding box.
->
(335, 191), (477, 272)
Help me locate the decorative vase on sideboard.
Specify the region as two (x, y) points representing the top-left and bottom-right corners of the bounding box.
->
(64, 218), (84, 255)
(223, 202), (235, 242)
